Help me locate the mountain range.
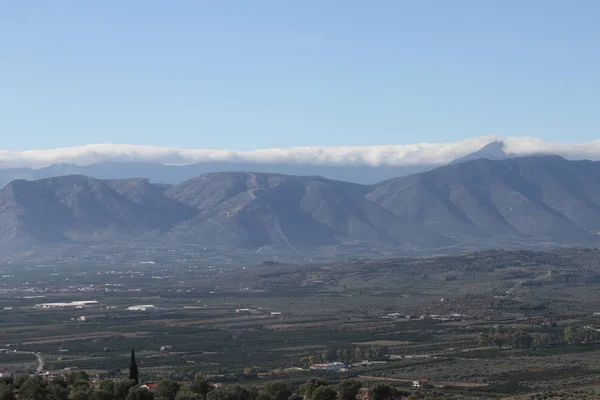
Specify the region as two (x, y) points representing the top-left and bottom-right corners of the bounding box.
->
(0, 141), (510, 187)
(2, 154), (600, 257)
(0, 161), (438, 187)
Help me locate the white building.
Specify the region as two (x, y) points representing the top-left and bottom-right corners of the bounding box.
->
(413, 379), (430, 388)
(126, 305), (165, 311)
(310, 362), (347, 371)
(35, 301), (98, 309)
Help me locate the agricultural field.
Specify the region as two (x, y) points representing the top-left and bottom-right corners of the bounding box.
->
(2, 248), (600, 398)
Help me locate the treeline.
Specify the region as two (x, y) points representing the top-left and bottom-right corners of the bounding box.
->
(0, 373), (457, 400)
(300, 345), (389, 366)
(477, 326), (600, 350)
(563, 326), (600, 345)
(477, 329), (553, 350)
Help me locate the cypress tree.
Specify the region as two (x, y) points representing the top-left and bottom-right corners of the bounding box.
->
(129, 348), (139, 385)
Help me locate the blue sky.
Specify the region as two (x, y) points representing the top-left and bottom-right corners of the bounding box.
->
(1, 1), (599, 151)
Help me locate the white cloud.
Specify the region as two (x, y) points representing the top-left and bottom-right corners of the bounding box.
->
(1, 135), (599, 169)
(503, 137), (600, 159)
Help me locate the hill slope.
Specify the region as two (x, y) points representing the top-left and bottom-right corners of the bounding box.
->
(0, 173), (449, 253)
(0, 175), (197, 251)
(164, 172), (450, 250)
(368, 156), (600, 243)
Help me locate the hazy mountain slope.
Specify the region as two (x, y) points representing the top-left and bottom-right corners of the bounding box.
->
(0, 175), (196, 252)
(105, 178), (198, 229)
(0, 161), (439, 187)
(165, 172), (450, 250)
(4, 156), (600, 256)
(368, 156), (599, 243)
(500, 157), (600, 231)
(0, 172), (450, 253)
(0, 178), (70, 247)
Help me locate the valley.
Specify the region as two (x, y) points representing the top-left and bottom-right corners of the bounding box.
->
(2, 248), (600, 398)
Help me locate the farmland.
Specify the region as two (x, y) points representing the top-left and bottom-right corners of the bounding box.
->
(3, 248), (600, 398)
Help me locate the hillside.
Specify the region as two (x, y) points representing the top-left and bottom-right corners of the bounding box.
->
(0, 176), (196, 251)
(368, 156), (600, 243)
(2, 156), (600, 256)
(0, 172), (448, 254)
(164, 172), (449, 250)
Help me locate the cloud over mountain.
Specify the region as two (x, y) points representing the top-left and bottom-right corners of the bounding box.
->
(2, 136), (600, 169)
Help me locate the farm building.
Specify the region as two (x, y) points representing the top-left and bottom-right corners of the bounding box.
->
(77, 314), (107, 322)
(413, 378), (431, 388)
(35, 301), (98, 309)
(127, 305), (165, 311)
(310, 362), (347, 371)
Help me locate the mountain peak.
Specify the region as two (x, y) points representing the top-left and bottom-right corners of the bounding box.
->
(450, 141), (507, 164)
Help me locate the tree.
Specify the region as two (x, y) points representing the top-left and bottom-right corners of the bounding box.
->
(337, 380), (362, 400)
(243, 367), (257, 378)
(129, 349), (140, 385)
(354, 348), (364, 362)
(300, 356), (311, 368)
(490, 333), (505, 349)
(206, 385), (256, 400)
(156, 379), (180, 400)
(264, 382), (293, 400)
(0, 377), (13, 388)
(477, 332), (490, 346)
(99, 380), (115, 394)
(67, 372), (89, 387)
(532, 333), (552, 349)
(19, 376), (49, 400)
(368, 384), (398, 400)
(174, 386), (202, 400)
(189, 377), (213, 397)
(0, 391), (16, 400)
(13, 375), (29, 390)
(47, 379), (69, 400)
(304, 378), (327, 400)
(90, 390), (114, 400)
(510, 330), (533, 349)
(68, 389), (91, 400)
(126, 386), (155, 400)
(564, 327), (580, 345)
(114, 381), (137, 400)
(312, 387), (336, 400)
(325, 347), (338, 363)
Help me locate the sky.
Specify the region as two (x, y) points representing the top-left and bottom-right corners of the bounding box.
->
(1, 1), (599, 151)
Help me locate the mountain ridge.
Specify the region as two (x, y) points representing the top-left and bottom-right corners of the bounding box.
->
(0, 161), (438, 187)
(2, 155), (600, 256)
(0, 140), (570, 186)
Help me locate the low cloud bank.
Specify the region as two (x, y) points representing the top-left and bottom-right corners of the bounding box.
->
(1, 136), (599, 169)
